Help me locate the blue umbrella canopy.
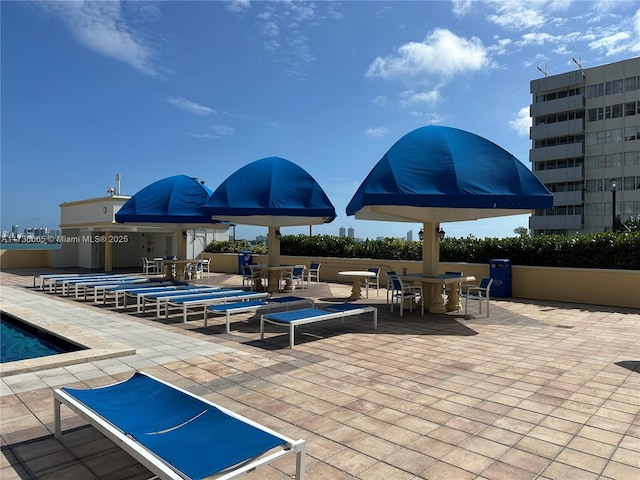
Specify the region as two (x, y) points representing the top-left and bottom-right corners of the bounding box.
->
(203, 156), (336, 227)
(116, 175), (217, 226)
(346, 125), (553, 223)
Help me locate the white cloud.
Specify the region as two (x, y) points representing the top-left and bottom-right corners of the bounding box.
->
(364, 127), (390, 137)
(167, 97), (216, 115)
(189, 133), (214, 139)
(373, 95), (388, 106)
(509, 106), (531, 136)
(210, 124), (235, 137)
(452, 0), (472, 17)
(485, 0), (547, 30)
(399, 89), (441, 107)
(40, 1), (158, 77)
(227, 0), (250, 13)
(366, 28), (490, 80)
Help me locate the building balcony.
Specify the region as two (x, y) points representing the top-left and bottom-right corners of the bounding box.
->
(530, 143), (584, 162)
(529, 214), (583, 230)
(533, 166), (583, 184)
(530, 94), (585, 117)
(530, 118), (584, 140)
(552, 191), (584, 206)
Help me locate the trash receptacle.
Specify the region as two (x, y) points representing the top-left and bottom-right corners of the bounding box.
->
(237, 250), (252, 274)
(490, 259), (512, 298)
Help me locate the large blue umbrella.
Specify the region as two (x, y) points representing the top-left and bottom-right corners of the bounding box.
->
(204, 156), (336, 227)
(203, 156), (335, 269)
(347, 125), (552, 223)
(116, 175), (217, 228)
(346, 125), (553, 276)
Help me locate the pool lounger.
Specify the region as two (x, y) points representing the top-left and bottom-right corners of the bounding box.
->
(102, 283), (181, 306)
(54, 371), (306, 480)
(57, 275), (137, 296)
(47, 274), (122, 294)
(71, 277), (146, 299)
(134, 287), (222, 313)
(164, 291), (270, 323)
(83, 278), (152, 302)
(119, 286), (201, 310)
(35, 273), (109, 289)
(260, 303), (378, 348)
(205, 296), (315, 333)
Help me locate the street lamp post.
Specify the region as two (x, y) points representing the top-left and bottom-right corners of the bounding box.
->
(611, 180), (617, 232)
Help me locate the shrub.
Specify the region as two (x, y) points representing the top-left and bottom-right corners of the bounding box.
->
(204, 232), (639, 270)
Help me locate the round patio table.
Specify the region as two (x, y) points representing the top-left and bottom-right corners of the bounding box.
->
(338, 270), (377, 300)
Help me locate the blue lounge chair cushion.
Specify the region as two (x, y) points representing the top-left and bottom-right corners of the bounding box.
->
(262, 308), (328, 323)
(207, 300), (266, 312)
(62, 373), (285, 479)
(139, 408), (283, 479)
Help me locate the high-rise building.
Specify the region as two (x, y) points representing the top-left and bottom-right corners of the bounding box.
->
(347, 227), (355, 239)
(339, 226), (346, 237)
(407, 230), (413, 241)
(529, 57), (640, 235)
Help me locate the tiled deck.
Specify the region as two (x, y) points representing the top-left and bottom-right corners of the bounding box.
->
(1, 269), (639, 479)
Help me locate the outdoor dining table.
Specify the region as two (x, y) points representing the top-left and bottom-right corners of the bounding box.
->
(338, 270), (378, 300)
(397, 273), (475, 314)
(251, 264), (298, 293)
(161, 259), (198, 282)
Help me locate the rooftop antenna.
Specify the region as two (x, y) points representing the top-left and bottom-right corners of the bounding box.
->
(537, 65), (549, 77)
(115, 173), (121, 195)
(572, 57), (584, 70)
(106, 187), (116, 196)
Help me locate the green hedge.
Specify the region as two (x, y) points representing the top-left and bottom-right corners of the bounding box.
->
(205, 232), (640, 270)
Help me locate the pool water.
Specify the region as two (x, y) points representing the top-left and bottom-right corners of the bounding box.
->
(1, 313), (82, 363)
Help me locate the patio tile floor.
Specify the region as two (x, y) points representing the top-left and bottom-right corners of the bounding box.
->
(1, 268), (639, 479)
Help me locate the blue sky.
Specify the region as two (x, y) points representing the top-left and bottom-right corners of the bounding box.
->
(2, 1), (639, 240)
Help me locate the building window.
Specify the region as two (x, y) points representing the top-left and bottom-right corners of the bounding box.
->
(604, 153), (623, 167)
(624, 176), (636, 191)
(624, 126), (640, 141)
(625, 101), (639, 116)
(625, 76), (638, 92)
(624, 152), (637, 166)
(587, 83), (604, 98)
(586, 132), (603, 145)
(612, 104), (623, 118)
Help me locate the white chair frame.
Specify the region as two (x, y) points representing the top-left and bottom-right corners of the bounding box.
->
(462, 277), (494, 318)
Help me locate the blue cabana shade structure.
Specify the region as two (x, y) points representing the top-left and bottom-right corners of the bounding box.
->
(116, 175), (218, 228)
(203, 156), (336, 227)
(204, 157), (336, 285)
(346, 125), (553, 224)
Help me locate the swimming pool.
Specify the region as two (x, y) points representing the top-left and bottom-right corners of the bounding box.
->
(1, 312), (84, 363)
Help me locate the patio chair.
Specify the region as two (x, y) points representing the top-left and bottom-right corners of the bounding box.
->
(142, 257), (159, 275)
(54, 371), (306, 480)
(242, 264), (263, 290)
(462, 277), (493, 318)
(184, 261), (203, 280)
(307, 262), (321, 286)
(361, 267), (380, 298)
(281, 265), (306, 292)
(388, 274), (423, 316)
(200, 258), (210, 275)
(385, 271), (397, 306)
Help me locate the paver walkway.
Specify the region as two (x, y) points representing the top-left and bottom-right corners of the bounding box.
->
(1, 269), (639, 479)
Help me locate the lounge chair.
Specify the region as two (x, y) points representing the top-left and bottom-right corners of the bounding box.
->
(260, 303), (378, 348)
(204, 296), (314, 333)
(135, 287), (223, 314)
(54, 371), (306, 480)
(163, 291), (270, 323)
